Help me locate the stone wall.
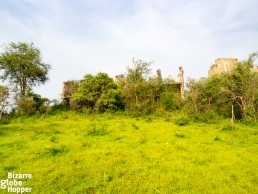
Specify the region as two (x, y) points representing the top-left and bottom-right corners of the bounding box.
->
(61, 67), (185, 102)
(208, 58), (238, 77)
(208, 58), (258, 77)
(61, 81), (79, 103)
(178, 66), (184, 99)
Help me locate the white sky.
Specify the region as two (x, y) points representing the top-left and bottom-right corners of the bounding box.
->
(0, 0), (258, 100)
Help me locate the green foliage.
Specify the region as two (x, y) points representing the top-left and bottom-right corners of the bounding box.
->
(0, 85), (9, 119)
(175, 117), (191, 126)
(16, 90), (49, 115)
(157, 90), (181, 111)
(0, 119), (10, 125)
(123, 59), (181, 114)
(185, 52), (258, 122)
(0, 42), (51, 97)
(123, 59), (154, 112)
(221, 125), (237, 131)
(221, 54), (258, 121)
(71, 73), (125, 112)
(47, 100), (70, 115)
(16, 97), (36, 115)
(126, 59), (152, 83)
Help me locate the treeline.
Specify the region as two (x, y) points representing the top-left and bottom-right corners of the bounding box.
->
(185, 53), (258, 123)
(0, 42), (257, 123)
(68, 59), (182, 114)
(65, 54), (258, 123)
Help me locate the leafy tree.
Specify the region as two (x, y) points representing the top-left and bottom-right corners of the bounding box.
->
(123, 59), (181, 113)
(0, 42), (51, 97)
(126, 59), (152, 83)
(0, 85), (9, 119)
(16, 90), (49, 115)
(185, 76), (228, 121)
(158, 77), (182, 111)
(185, 52), (258, 122)
(71, 73), (125, 112)
(123, 59), (153, 112)
(221, 52), (258, 121)
(185, 78), (203, 119)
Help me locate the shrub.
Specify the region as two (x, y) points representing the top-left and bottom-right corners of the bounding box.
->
(175, 117), (191, 126)
(71, 73), (125, 112)
(16, 97), (37, 115)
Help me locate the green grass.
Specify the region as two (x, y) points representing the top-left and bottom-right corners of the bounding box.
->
(0, 112), (257, 193)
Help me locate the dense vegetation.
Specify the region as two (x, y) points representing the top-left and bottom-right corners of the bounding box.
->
(66, 53), (258, 124)
(0, 42), (257, 124)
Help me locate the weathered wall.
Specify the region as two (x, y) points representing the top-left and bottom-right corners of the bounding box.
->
(178, 66), (184, 99)
(208, 58), (238, 77)
(61, 81), (78, 103)
(208, 58), (258, 77)
(114, 74), (124, 83)
(61, 67), (185, 102)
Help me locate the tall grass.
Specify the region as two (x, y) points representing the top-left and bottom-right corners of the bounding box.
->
(0, 112), (257, 193)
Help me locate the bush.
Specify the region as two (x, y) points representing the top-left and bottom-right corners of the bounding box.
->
(175, 117), (191, 126)
(16, 91), (50, 116)
(0, 119), (10, 125)
(16, 97), (37, 115)
(71, 73), (125, 112)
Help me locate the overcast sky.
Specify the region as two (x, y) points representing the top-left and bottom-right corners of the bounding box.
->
(1, 0), (258, 100)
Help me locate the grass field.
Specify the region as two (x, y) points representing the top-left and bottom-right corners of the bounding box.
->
(0, 112), (257, 193)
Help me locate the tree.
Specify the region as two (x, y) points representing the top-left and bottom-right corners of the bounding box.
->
(185, 76), (228, 121)
(71, 73), (125, 112)
(0, 85), (9, 119)
(123, 59), (181, 113)
(221, 52), (258, 121)
(185, 52), (258, 122)
(0, 42), (51, 97)
(16, 90), (50, 115)
(123, 59), (153, 112)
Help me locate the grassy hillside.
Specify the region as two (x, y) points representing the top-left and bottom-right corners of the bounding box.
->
(0, 112), (257, 193)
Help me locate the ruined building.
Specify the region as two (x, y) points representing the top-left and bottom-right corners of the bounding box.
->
(208, 58), (238, 77)
(113, 74), (124, 82)
(208, 58), (258, 77)
(113, 67), (185, 99)
(61, 66), (185, 102)
(178, 66), (184, 99)
(61, 80), (79, 103)
(156, 69), (162, 80)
